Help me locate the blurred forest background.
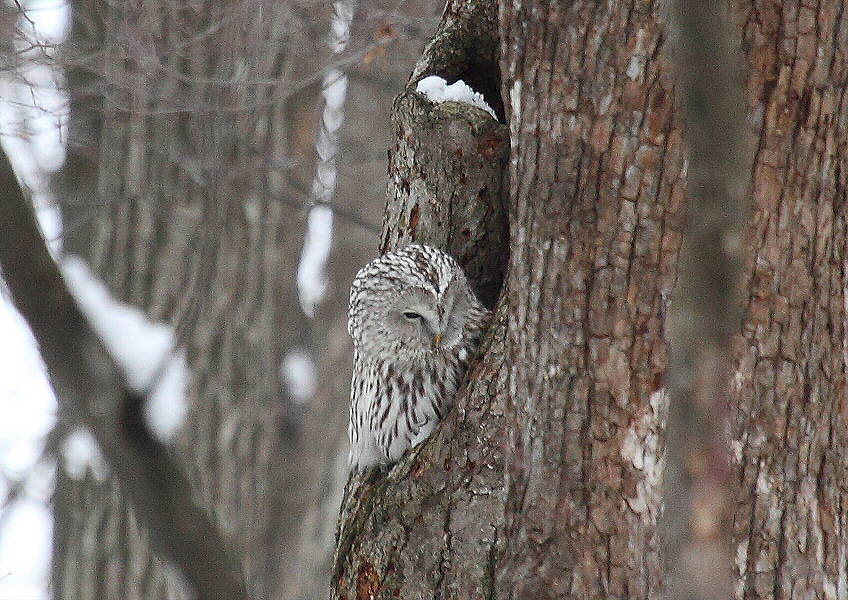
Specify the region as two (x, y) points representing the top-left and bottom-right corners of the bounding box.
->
(0, 0), (444, 598)
(3, 0), (847, 599)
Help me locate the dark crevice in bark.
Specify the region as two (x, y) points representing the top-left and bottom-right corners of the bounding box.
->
(409, 0), (504, 124)
(382, 0), (511, 302)
(381, 88), (510, 309)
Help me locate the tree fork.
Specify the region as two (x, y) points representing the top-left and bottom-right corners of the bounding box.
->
(333, 0), (510, 597)
(381, 0), (509, 308)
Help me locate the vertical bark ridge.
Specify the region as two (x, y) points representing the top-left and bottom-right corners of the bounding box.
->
(733, 1), (848, 598)
(498, 1), (683, 598)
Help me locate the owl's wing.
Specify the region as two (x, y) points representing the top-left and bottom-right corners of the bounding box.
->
(348, 353), (385, 469)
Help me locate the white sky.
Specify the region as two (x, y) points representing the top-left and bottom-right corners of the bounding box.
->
(0, 298), (55, 600)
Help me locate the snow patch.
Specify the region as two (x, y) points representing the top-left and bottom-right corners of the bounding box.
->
(297, 0), (353, 317)
(0, 498), (53, 600)
(281, 348), (317, 404)
(144, 350), (188, 440)
(328, 0), (353, 53)
(61, 256), (171, 390)
(0, 5), (69, 600)
(509, 79), (521, 146)
(0, 301), (56, 596)
(35, 199), (62, 256)
(60, 256), (187, 441)
(61, 427), (108, 481)
(7, 22), (70, 175)
(298, 205), (334, 318)
(15, 0), (71, 44)
(416, 75), (497, 120)
(0, 300), (57, 478)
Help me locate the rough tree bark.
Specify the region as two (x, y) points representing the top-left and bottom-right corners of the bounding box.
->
(333, 1), (683, 599)
(732, 1), (848, 598)
(4, 0), (842, 596)
(497, 1), (682, 597)
(333, 1), (510, 598)
(334, 0), (848, 598)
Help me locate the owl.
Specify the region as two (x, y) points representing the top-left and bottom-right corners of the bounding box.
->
(347, 244), (490, 469)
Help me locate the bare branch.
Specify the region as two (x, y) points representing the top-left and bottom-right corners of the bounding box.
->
(0, 149), (247, 600)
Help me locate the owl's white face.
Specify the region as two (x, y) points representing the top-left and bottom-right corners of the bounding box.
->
(348, 245), (483, 362)
(382, 279), (472, 355)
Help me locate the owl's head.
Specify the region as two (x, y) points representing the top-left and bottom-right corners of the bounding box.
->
(349, 245), (485, 359)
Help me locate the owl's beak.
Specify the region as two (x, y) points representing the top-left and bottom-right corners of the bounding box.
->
(433, 333), (442, 347)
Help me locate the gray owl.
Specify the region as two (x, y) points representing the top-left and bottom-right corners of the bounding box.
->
(347, 244), (490, 469)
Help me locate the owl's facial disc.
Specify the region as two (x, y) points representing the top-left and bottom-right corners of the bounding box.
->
(391, 288), (444, 351)
(401, 310), (439, 346)
(437, 279), (472, 349)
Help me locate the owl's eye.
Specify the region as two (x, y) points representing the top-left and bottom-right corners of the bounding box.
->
(402, 311), (422, 320)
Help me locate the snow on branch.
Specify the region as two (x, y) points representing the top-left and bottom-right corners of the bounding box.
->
(297, 0), (355, 318)
(0, 148), (247, 600)
(60, 257), (186, 441)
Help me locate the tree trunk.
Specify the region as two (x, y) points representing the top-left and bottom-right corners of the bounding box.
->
(732, 1), (848, 598)
(497, 1), (682, 597)
(17, 0), (845, 596)
(51, 1), (325, 598)
(333, 0), (683, 598)
(332, 2), (510, 598)
(48, 0), (444, 597)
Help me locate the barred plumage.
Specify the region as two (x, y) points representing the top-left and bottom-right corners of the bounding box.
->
(347, 245), (489, 469)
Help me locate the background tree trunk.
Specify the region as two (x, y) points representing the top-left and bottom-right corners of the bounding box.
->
(732, 1), (848, 598)
(47, 0), (441, 598)
(52, 2), (322, 598)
